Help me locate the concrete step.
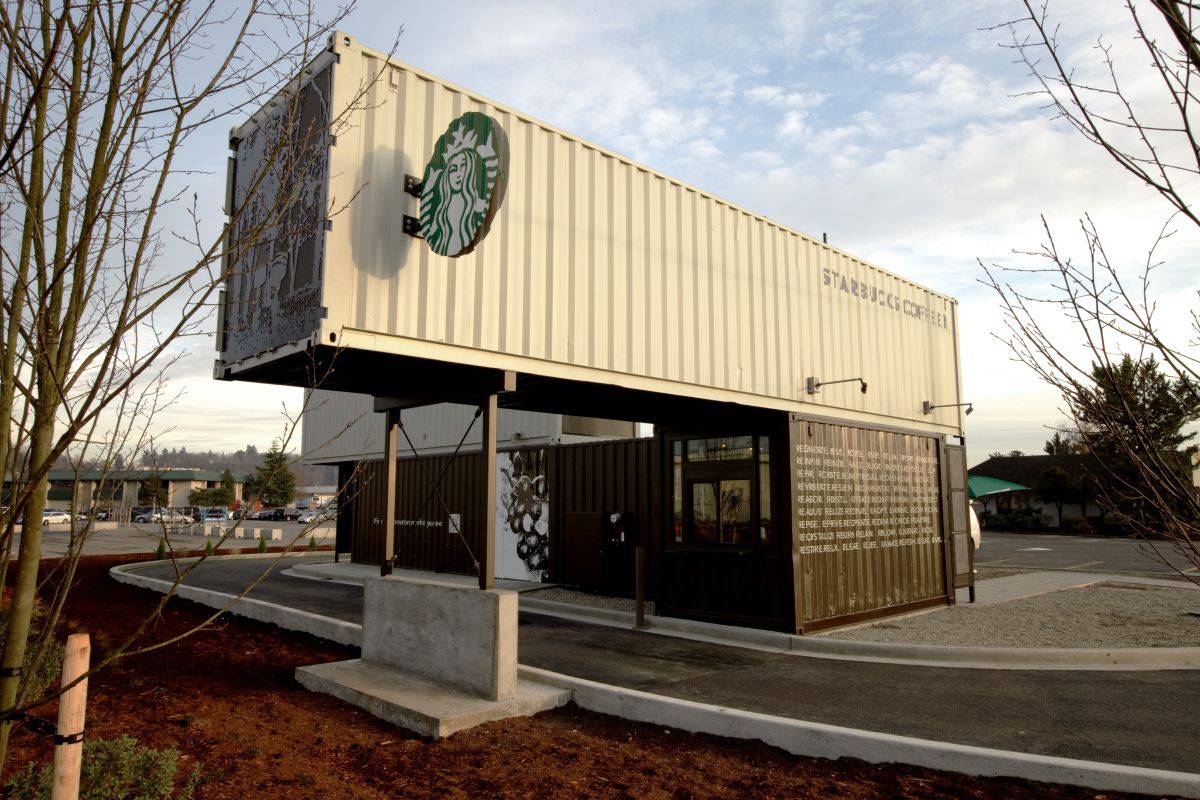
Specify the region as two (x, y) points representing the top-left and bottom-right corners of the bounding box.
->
(296, 658), (570, 739)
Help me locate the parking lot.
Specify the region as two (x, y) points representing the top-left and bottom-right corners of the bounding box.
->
(18, 520), (336, 559)
(977, 532), (1198, 577)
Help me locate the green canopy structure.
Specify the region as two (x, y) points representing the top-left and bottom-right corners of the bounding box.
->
(968, 474), (1030, 499)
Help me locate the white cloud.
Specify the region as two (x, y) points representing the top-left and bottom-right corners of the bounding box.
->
(135, 0), (1200, 455)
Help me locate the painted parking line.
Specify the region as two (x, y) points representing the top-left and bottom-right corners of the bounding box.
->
(1063, 561), (1104, 570)
(1020, 547), (1053, 552)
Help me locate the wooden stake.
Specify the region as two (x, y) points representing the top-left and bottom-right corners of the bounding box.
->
(51, 633), (90, 800)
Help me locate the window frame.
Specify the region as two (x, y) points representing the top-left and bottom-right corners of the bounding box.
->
(669, 433), (772, 550)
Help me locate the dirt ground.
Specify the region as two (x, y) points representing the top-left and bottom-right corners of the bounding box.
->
(4, 555), (1176, 799)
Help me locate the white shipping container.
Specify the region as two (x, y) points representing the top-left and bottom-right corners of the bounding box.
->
(220, 33), (964, 435)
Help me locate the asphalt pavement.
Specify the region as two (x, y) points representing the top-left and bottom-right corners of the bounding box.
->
(977, 531), (1197, 577)
(128, 556), (1200, 774)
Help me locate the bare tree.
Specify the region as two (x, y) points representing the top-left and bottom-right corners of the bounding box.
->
(983, 0), (1200, 581)
(0, 0), (392, 770)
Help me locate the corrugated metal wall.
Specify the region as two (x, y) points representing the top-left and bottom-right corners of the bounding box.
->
(788, 418), (948, 626)
(545, 438), (660, 589)
(345, 438), (659, 582)
(315, 34), (963, 433)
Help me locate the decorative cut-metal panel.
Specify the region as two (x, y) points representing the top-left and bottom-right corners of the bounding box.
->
(222, 62), (333, 362)
(789, 417), (947, 625)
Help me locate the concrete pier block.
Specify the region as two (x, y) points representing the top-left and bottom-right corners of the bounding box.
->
(266, 528), (282, 541)
(362, 575), (518, 701)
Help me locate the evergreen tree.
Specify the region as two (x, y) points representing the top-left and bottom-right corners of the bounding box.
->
(220, 468), (237, 504)
(138, 476), (167, 506)
(1076, 355), (1199, 461)
(1074, 355), (1200, 520)
(1044, 431), (1087, 455)
(245, 443), (296, 507)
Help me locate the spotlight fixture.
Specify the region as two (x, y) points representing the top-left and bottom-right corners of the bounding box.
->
(806, 376), (868, 395)
(923, 400), (973, 416)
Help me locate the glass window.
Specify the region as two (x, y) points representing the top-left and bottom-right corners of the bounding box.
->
(691, 482), (719, 542)
(686, 436), (753, 462)
(758, 463), (772, 543)
(672, 441), (683, 543)
(719, 479), (752, 544)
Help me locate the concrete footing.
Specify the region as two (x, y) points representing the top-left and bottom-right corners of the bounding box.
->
(296, 659), (569, 739)
(297, 574), (529, 738)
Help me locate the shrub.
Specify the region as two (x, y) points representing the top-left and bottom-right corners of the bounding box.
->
(981, 508), (1046, 532)
(1065, 516), (1095, 535)
(257, 536), (267, 553)
(4, 735), (200, 800)
(203, 538), (214, 556)
(154, 539), (167, 560)
(307, 536), (318, 551)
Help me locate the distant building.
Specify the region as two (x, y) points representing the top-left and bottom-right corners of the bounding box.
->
(969, 454), (1108, 527)
(296, 485), (338, 508)
(5, 468), (246, 512)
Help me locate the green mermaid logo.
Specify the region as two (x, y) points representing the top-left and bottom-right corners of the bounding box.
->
(419, 112), (508, 257)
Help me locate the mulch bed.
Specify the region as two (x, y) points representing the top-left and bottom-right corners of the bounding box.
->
(5, 555), (1172, 799)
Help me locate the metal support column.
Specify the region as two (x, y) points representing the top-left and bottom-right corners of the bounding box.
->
(381, 409), (398, 576)
(479, 393), (498, 590)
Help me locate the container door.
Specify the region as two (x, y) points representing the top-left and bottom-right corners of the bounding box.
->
(944, 443), (974, 591)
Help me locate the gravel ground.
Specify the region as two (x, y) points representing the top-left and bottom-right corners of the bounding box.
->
(524, 586), (656, 615)
(819, 582), (1200, 648)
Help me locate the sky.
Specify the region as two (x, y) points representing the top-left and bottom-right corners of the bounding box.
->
(154, 0), (1200, 466)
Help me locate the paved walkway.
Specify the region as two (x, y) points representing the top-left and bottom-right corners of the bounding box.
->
(962, 570), (1196, 606)
(124, 556), (1200, 774)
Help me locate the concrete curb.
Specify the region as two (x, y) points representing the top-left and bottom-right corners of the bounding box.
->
(109, 561), (362, 647)
(519, 665), (1200, 799)
(105, 563), (1200, 796)
(519, 597), (1200, 671)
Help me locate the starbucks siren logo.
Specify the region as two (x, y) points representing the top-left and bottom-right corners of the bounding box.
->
(419, 112), (508, 257)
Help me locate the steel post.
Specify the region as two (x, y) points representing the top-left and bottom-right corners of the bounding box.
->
(381, 409), (398, 576)
(480, 393), (498, 590)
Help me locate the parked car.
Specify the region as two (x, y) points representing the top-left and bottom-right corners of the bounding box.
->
(249, 508), (273, 520)
(134, 509), (192, 524)
(229, 508), (246, 520)
(42, 510), (72, 524)
(296, 509), (331, 524)
(200, 507), (229, 522)
(969, 505), (982, 551)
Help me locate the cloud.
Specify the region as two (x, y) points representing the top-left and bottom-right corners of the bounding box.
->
(136, 0), (1200, 459)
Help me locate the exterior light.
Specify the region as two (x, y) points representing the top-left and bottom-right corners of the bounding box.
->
(923, 401), (973, 415)
(806, 376), (868, 395)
